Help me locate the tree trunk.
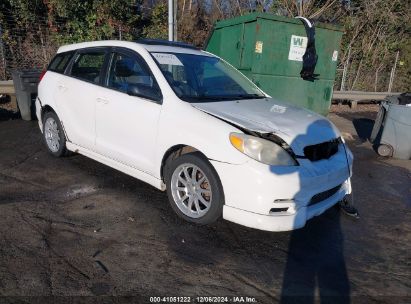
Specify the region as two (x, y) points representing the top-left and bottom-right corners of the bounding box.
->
(351, 59), (363, 91)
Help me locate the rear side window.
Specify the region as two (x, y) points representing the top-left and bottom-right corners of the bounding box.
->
(48, 51), (74, 74)
(70, 52), (106, 84)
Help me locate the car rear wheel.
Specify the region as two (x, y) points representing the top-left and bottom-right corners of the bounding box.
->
(43, 111), (67, 157)
(165, 152), (224, 225)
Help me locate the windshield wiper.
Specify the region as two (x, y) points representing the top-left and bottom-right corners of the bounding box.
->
(229, 94), (266, 100)
(179, 95), (233, 102)
(179, 94), (266, 103)
(179, 95), (221, 102)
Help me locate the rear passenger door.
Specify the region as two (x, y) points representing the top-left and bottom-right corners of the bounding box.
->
(56, 48), (108, 150)
(95, 48), (162, 175)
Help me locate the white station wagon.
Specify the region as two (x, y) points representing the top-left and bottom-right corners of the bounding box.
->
(36, 39), (353, 231)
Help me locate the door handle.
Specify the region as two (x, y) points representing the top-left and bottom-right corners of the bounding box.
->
(96, 97), (109, 104)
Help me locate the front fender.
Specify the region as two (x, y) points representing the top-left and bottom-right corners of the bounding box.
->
(154, 100), (250, 178)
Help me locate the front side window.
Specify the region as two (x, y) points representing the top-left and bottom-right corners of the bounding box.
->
(70, 51), (106, 84)
(151, 52), (265, 102)
(106, 52), (161, 102)
(107, 53), (155, 92)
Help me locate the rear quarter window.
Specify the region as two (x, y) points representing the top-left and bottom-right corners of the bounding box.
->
(48, 51), (74, 74)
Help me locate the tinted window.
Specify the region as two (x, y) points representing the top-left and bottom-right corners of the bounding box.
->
(107, 53), (156, 93)
(71, 52), (106, 84)
(48, 51), (74, 73)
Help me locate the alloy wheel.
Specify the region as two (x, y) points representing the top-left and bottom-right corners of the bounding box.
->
(44, 117), (60, 153)
(170, 163), (212, 218)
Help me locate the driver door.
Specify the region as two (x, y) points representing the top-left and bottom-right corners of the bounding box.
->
(95, 49), (162, 175)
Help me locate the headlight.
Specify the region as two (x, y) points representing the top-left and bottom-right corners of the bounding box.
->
(229, 133), (298, 166)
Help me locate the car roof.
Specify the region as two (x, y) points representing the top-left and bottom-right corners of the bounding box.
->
(57, 40), (212, 57)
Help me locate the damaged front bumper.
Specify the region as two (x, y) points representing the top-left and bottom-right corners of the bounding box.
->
(210, 144), (353, 232)
(221, 179), (351, 232)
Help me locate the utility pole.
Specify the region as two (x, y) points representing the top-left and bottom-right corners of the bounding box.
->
(168, 0), (177, 41)
(168, 0), (174, 41)
(174, 0), (178, 41)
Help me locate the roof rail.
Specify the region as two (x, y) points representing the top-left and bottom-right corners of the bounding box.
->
(135, 39), (199, 50)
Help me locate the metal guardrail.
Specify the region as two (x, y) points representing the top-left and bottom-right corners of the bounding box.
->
(0, 80), (15, 95)
(333, 90), (400, 101)
(332, 90), (401, 108)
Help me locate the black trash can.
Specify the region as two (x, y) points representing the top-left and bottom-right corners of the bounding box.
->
(370, 93), (411, 160)
(11, 69), (42, 121)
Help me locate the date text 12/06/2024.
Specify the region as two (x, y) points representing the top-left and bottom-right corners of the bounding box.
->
(149, 296), (258, 303)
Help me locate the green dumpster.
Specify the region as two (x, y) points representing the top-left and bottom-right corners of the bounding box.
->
(205, 13), (343, 115)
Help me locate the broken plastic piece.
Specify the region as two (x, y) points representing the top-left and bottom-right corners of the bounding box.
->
(339, 195), (359, 219)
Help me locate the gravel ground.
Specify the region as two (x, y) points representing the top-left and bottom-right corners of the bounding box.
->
(0, 103), (410, 304)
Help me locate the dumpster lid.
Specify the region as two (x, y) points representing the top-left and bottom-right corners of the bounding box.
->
(12, 68), (42, 77)
(213, 12), (343, 32)
(398, 92), (411, 105)
(386, 93), (411, 106)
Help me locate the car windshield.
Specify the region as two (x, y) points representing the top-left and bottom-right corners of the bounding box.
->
(150, 52), (265, 102)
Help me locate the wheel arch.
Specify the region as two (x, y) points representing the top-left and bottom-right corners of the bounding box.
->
(160, 144), (210, 182)
(162, 145), (225, 224)
(40, 105), (70, 142)
(41, 105), (57, 121)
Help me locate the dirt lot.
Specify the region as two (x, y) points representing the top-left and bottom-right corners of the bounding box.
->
(0, 103), (410, 304)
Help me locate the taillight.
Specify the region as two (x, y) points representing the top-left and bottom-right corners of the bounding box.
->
(39, 70), (46, 82)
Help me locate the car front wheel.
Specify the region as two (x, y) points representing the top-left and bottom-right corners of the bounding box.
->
(165, 152), (224, 225)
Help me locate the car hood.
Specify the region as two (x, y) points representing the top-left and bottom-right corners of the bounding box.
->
(192, 98), (341, 154)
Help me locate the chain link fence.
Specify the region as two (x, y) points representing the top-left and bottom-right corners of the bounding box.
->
(1, 14), (53, 79)
(0, 1), (143, 81)
(334, 67), (395, 93)
(0, 23), (130, 81)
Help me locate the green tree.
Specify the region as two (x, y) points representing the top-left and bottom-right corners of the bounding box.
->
(142, 1), (168, 40)
(46, 0), (144, 44)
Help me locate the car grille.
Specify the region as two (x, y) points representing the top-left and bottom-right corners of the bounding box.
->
(304, 138), (340, 161)
(309, 184), (342, 206)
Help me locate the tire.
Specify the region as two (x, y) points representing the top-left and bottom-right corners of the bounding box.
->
(42, 111), (67, 157)
(377, 144), (393, 157)
(165, 152), (224, 225)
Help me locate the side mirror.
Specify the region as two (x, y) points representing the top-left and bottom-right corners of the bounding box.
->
(127, 84), (162, 103)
